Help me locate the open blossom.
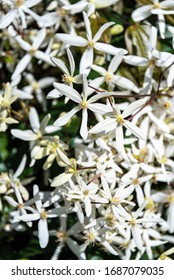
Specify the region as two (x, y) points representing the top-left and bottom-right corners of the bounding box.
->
(53, 75), (115, 139)
(11, 28), (54, 80)
(89, 98), (147, 154)
(0, 0), (42, 29)
(56, 11), (127, 74)
(132, 0), (174, 38)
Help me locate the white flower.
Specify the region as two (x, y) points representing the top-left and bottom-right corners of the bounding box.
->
(89, 98), (147, 154)
(56, 11), (127, 74)
(91, 51), (139, 93)
(132, 0), (174, 38)
(11, 28), (54, 80)
(53, 75), (114, 139)
(49, 214), (86, 260)
(11, 107), (58, 142)
(0, 0), (42, 29)
(17, 185), (70, 248)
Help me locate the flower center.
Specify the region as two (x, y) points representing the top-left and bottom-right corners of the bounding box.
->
(55, 230), (67, 242)
(14, 0), (24, 8)
(132, 178), (139, 185)
(129, 219), (136, 227)
(116, 114), (124, 125)
(80, 100), (88, 109)
(111, 196), (120, 204)
(160, 156), (167, 164)
(29, 48), (37, 55)
(40, 210), (48, 220)
(88, 41), (95, 48)
(153, 3), (161, 9)
(32, 81), (40, 91)
(105, 72), (113, 83)
(62, 74), (74, 84)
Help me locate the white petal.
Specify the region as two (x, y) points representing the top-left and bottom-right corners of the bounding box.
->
(89, 118), (116, 134)
(79, 48), (94, 74)
(88, 103), (111, 114)
(148, 111), (170, 133)
(56, 148), (71, 166)
(11, 129), (37, 141)
(11, 54), (31, 80)
(84, 196), (92, 217)
(80, 109), (88, 139)
(38, 219), (49, 248)
(108, 51), (124, 73)
(95, 42), (127, 55)
(14, 154), (27, 178)
(32, 28), (46, 49)
(51, 173), (73, 187)
(35, 50), (54, 65)
(25, 0), (42, 8)
(90, 65), (106, 76)
(53, 82), (81, 103)
(93, 22), (114, 42)
(47, 89), (62, 99)
(67, 48), (75, 76)
(0, 10), (17, 29)
(116, 125), (124, 152)
(5, 196), (18, 207)
(122, 98), (147, 118)
(56, 34), (88, 47)
(132, 226), (142, 250)
(15, 36), (31, 51)
(54, 106), (80, 127)
(83, 11), (92, 40)
(113, 75), (139, 93)
(51, 57), (69, 75)
(132, 5), (152, 22)
(124, 55), (148, 66)
(29, 107), (40, 132)
(124, 120), (146, 139)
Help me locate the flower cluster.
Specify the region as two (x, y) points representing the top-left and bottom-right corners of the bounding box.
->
(0, 0), (174, 260)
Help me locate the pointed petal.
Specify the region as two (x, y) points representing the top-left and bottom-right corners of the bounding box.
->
(0, 10), (17, 29)
(89, 118), (115, 134)
(38, 219), (49, 248)
(93, 22), (114, 42)
(108, 52), (124, 73)
(79, 48), (94, 74)
(67, 47), (75, 76)
(122, 98), (147, 118)
(53, 82), (81, 103)
(11, 129), (37, 141)
(14, 154), (27, 178)
(51, 57), (69, 75)
(54, 106), (80, 127)
(56, 34), (88, 47)
(113, 75), (139, 93)
(124, 120), (146, 139)
(29, 107), (40, 132)
(83, 11), (92, 41)
(132, 5), (152, 22)
(11, 54), (31, 80)
(80, 109), (88, 139)
(95, 42), (127, 55)
(51, 173), (73, 187)
(32, 28), (46, 49)
(124, 55), (148, 66)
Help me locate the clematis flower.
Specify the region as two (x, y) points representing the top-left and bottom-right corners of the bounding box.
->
(0, 0), (42, 29)
(89, 98), (147, 154)
(132, 0), (174, 38)
(56, 11), (127, 74)
(53, 75), (115, 139)
(11, 28), (54, 80)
